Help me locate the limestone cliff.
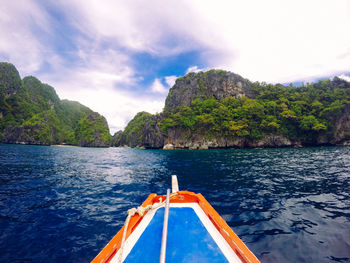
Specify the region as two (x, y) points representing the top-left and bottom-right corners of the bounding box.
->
(0, 62), (112, 147)
(113, 112), (163, 148)
(75, 112), (111, 147)
(331, 104), (350, 145)
(141, 114), (164, 148)
(2, 125), (52, 146)
(165, 70), (254, 109)
(117, 70), (350, 149)
(113, 112), (152, 147)
(0, 62), (22, 97)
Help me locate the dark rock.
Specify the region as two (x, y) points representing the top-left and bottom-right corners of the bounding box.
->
(331, 104), (350, 145)
(1, 125), (51, 145)
(112, 130), (123, 146)
(163, 128), (246, 149)
(23, 76), (60, 105)
(162, 129), (295, 149)
(115, 113), (164, 148)
(248, 134), (292, 148)
(0, 62), (22, 97)
(142, 114), (164, 148)
(114, 112), (155, 148)
(78, 112), (111, 147)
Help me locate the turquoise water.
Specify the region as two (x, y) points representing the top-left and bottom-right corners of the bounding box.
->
(0, 144), (349, 262)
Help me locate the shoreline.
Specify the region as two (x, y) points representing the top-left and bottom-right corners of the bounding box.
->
(1, 141), (349, 150)
(0, 142), (110, 148)
(117, 143), (350, 150)
(51, 144), (78, 147)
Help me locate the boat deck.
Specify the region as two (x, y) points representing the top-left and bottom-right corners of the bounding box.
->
(111, 203), (242, 263)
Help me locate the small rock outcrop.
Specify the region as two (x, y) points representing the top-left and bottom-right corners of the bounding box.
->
(76, 113), (111, 147)
(114, 112), (153, 147)
(114, 113), (164, 148)
(163, 143), (174, 150)
(163, 130), (293, 149)
(331, 104), (350, 145)
(142, 114), (164, 148)
(0, 62), (22, 97)
(249, 135), (292, 148)
(1, 125), (51, 145)
(112, 130), (123, 146)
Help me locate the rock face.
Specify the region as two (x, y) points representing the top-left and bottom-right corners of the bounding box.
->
(76, 113), (111, 147)
(142, 114), (164, 148)
(1, 125), (51, 145)
(165, 70), (254, 109)
(117, 120), (298, 150)
(164, 128), (245, 149)
(249, 135), (292, 148)
(114, 112), (164, 148)
(331, 104), (350, 145)
(112, 130), (123, 146)
(163, 143), (174, 150)
(114, 112), (152, 147)
(163, 128), (293, 149)
(0, 62), (22, 97)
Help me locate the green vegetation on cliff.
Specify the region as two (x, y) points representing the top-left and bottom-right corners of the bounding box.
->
(75, 113), (111, 146)
(161, 77), (350, 144)
(114, 111), (152, 147)
(0, 62), (111, 146)
(117, 70), (350, 149)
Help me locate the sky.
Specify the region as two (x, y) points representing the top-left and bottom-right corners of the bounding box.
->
(1, 0), (350, 134)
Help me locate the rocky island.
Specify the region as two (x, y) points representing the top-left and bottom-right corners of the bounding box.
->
(2, 62), (349, 149)
(114, 70), (350, 149)
(0, 62), (111, 147)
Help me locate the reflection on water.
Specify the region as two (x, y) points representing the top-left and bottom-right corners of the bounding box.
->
(0, 144), (349, 262)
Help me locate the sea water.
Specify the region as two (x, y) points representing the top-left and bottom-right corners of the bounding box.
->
(0, 144), (349, 262)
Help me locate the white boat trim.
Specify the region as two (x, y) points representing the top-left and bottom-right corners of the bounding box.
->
(171, 175), (179, 193)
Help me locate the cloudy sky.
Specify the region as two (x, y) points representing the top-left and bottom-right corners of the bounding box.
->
(1, 0), (350, 133)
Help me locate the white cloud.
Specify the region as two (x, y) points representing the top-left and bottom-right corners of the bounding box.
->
(65, 0), (350, 83)
(57, 86), (164, 134)
(151, 78), (168, 94)
(186, 66), (205, 74)
(338, 74), (350, 82)
(45, 64), (164, 134)
(62, 0), (206, 56)
(151, 75), (178, 94)
(0, 1), (50, 75)
(39, 48), (148, 134)
(186, 0), (350, 83)
(165, 75), (177, 88)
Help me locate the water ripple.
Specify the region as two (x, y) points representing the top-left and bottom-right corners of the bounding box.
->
(0, 145), (349, 262)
